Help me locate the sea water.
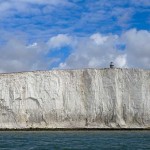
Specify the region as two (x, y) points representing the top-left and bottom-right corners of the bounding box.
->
(0, 131), (149, 150)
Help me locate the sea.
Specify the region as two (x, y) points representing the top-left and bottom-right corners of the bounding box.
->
(0, 131), (149, 150)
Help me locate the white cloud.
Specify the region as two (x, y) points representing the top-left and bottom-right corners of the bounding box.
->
(59, 29), (150, 69)
(58, 33), (122, 69)
(131, 0), (150, 6)
(115, 55), (127, 68)
(18, 0), (61, 5)
(47, 34), (73, 49)
(0, 0), (68, 6)
(0, 33), (73, 73)
(0, 0), (70, 17)
(27, 42), (38, 48)
(0, 29), (150, 73)
(90, 33), (108, 45)
(0, 2), (11, 12)
(122, 29), (150, 68)
(0, 37), (56, 73)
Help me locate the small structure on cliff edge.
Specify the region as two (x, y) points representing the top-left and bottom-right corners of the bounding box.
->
(110, 62), (114, 68)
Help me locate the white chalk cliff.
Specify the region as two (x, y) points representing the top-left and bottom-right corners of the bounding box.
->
(0, 68), (149, 129)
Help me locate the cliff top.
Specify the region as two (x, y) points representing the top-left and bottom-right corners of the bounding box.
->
(0, 68), (149, 76)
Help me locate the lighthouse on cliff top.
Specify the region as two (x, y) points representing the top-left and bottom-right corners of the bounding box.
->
(110, 62), (114, 68)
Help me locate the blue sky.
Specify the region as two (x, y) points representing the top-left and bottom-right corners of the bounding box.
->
(0, 0), (150, 72)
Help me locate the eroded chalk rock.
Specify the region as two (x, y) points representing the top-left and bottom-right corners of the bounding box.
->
(0, 68), (149, 129)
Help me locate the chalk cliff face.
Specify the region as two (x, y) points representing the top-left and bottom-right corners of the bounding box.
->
(0, 68), (149, 129)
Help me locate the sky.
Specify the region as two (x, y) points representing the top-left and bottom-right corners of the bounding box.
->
(0, 0), (150, 72)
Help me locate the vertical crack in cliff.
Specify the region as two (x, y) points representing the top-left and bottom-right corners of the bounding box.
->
(82, 69), (95, 126)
